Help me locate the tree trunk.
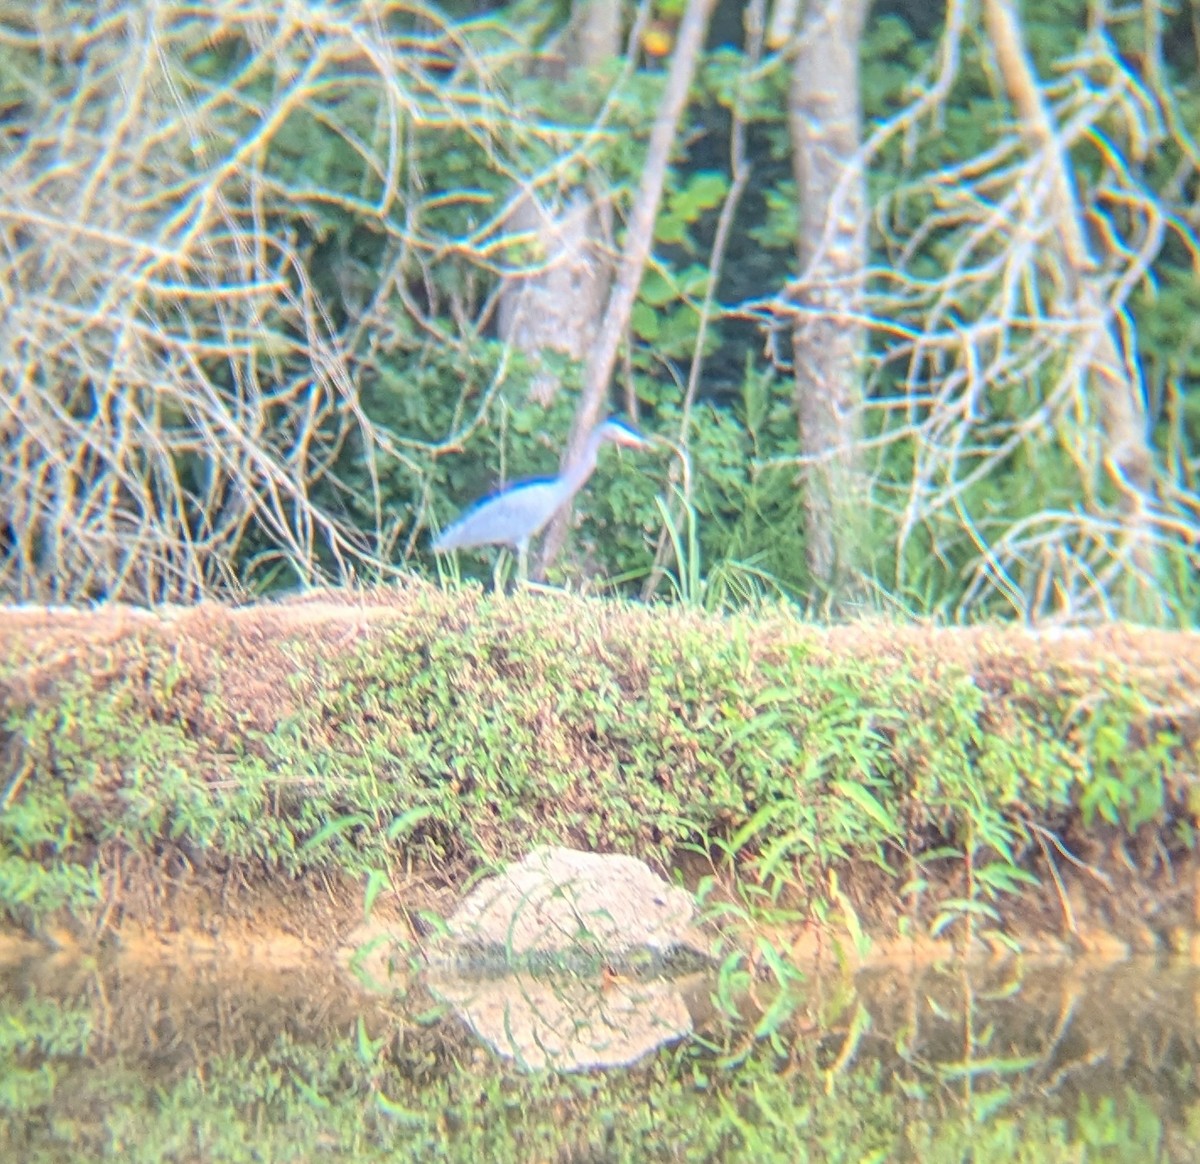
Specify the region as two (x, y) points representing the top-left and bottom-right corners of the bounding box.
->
(788, 0), (870, 605)
(496, 191), (613, 403)
(982, 0), (1159, 614)
(496, 1), (620, 403)
(538, 0), (719, 576)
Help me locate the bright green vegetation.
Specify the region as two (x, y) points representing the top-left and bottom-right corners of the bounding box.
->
(2, 957), (1198, 1163)
(1, 587), (1193, 950)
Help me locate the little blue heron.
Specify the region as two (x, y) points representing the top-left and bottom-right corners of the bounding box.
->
(432, 418), (651, 582)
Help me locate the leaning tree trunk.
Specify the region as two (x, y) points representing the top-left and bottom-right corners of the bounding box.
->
(538, 0), (719, 576)
(496, 1), (620, 403)
(982, 0), (1160, 615)
(787, 0), (870, 607)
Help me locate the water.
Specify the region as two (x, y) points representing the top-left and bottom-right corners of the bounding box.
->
(2, 942), (1197, 1162)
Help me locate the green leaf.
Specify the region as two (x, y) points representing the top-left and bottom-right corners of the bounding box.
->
(631, 300), (661, 341)
(654, 212), (688, 245)
(301, 813), (370, 853)
(386, 805), (436, 840)
(363, 867), (391, 917)
(974, 862), (1040, 895)
(640, 269), (677, 306)
(375, 1093), (426, 1125)
(692, 171), (729, 205)
(832, 779), (900, 834)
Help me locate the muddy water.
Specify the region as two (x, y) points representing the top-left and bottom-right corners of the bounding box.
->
(2, 944), (1198, 1162)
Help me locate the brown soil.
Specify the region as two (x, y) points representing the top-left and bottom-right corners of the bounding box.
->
(5, 585), (1200, 742)
(5, 852), (1195, 978)
(6, 810), (1197, 976)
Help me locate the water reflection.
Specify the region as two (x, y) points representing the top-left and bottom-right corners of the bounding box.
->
(429, 970), (698, 1071)
(862, 958), (1200, 1133)
(2, 945), (1198, 1160)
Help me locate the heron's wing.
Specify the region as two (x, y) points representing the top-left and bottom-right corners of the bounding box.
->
(433, 479), (564, 551)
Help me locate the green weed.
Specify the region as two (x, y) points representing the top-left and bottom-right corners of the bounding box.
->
(0, 589), (1193, 950)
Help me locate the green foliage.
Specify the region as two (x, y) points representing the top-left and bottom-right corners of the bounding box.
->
(655, 171), (731, 248)
(0, 995), (94, 1120)
(2, 590), (1192, 952)
(1076, 696), (1175, 831)
(0, 855), (100, 928)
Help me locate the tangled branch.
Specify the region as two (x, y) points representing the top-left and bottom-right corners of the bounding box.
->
(0, 1), (574, 602)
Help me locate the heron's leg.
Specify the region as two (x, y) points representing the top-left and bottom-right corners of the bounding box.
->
(516, 540), (530, 586)
(491, 552), (505, 593)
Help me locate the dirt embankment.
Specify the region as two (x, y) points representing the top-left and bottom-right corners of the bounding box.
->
(1, 583), (1198, 964)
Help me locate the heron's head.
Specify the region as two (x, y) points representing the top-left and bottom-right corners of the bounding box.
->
(598, 418), (652, 451)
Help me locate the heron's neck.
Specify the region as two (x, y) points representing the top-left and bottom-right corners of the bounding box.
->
(558, 427), (606, 499)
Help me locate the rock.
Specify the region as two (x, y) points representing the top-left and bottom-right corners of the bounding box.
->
(428, 846), (709, 974)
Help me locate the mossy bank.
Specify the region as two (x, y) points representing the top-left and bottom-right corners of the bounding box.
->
(2, 582), (1198, 958)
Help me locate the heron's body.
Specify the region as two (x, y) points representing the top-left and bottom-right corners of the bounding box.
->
(432, 418), (649, 580)
(432, 479), (567, 553)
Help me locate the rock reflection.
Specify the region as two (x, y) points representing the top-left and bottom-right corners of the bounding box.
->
(6, 937), (1200, 1092)
(430, 970), (696, 1072)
